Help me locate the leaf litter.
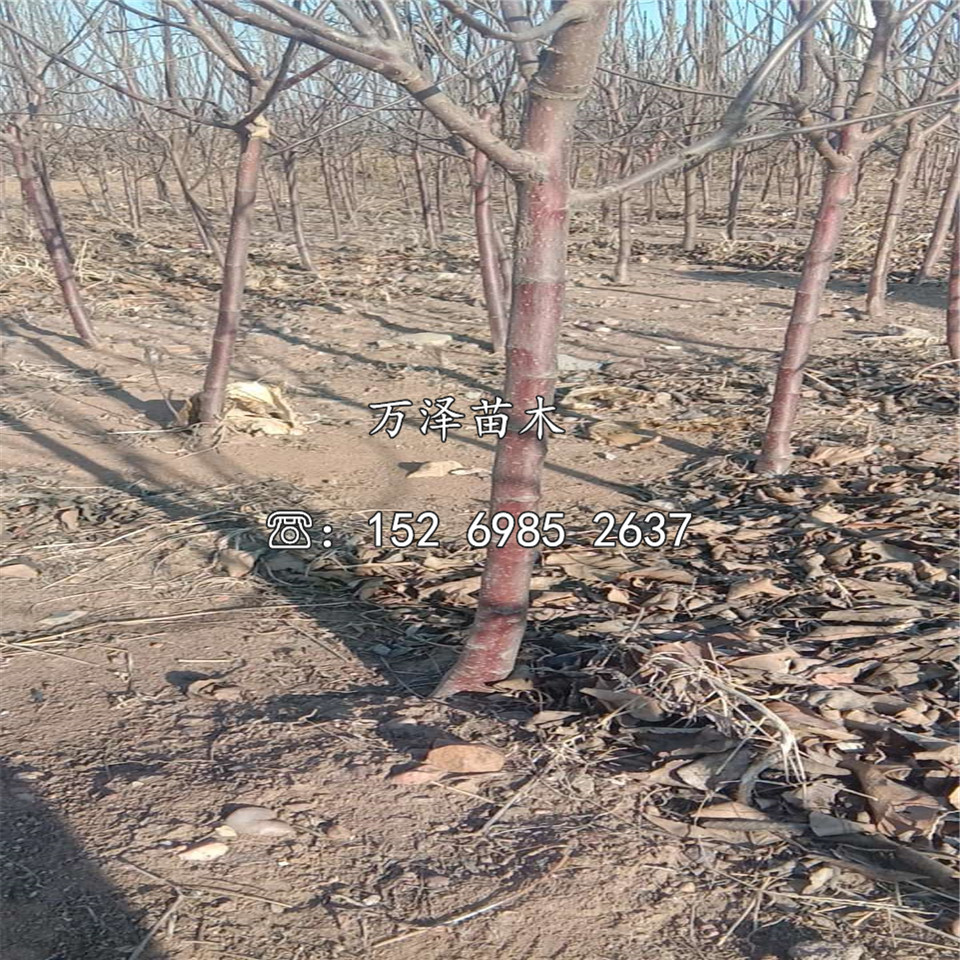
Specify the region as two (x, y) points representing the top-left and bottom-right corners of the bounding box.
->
(1, 342), (957, 946)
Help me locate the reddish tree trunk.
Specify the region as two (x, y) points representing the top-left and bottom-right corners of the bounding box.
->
(434, 4), (611, 697)
(947, 203), (959, 360)
(474, 121), (508, 352)
(412, 146), (436, 247)
(4, 129), (98, 346)
(866, 123), (920, 318)
(758, 1), (895, 475)
(283, 149), (314, 273)
(916, 151), (960, 282)
(198, 123), (266, 425)
(757, 162), (857, 473)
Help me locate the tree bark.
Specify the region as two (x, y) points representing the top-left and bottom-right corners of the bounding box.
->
(758, 0), (895, 475)
(474, 115), (508, 352)
(320, 149), (343, 242)
(169, 146), (223, 262)
(682, 165), (698, 252)
(915, 150), (959, 282)
(726, 150), (745, 241)
(434, 2), (612, 697)
(757, 162), (856, 474)
(198, 122), (266, 425)
(866, 123), (920, 317)
(412, 146), (436, 247)
(947, 201), (959, 360)
(4, 129), (98, 346)
(282, 149), (314, 272)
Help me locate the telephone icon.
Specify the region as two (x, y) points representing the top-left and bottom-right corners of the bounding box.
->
(266, 510), (314, 549)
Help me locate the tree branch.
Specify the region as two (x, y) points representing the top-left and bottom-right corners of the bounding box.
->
(437, 0), (591, 43)
(572, 0), (836, 205)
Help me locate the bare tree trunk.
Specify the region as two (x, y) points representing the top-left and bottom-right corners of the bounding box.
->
(67, 153), (102, 216)
(412, 146), (436, 247)
(198, 124), (265, 425)
(758, 163), (856, 473)
(682, 165), (698, 252)
(95, 156), (115, 218)
(262, 163), (285, 230)
(758, 0), (896, 475)
(491, 222), (512, 311)
(434, 159), (446, 234)
(393, 154), (410, 211)
(434, 5), (611, 698)
(726, 150), (745, 241)
(169, 148), (223, 262)
(759, 155), (776, 204)
(915, 151), (960, 282)
(320, 149), (342, 241)
(947, 202), (959, 360)
(342, 153), (358, 218)
(282, 149), (314, 272)
(866, 123), (920, 317)
(120, 161), (141, 231)
(614, 191), (632, 282)
(474, 115), (508, 352)
(37, 153), (74, 263)
(793, 142), (807, 228)
(154, 171), (173, 207)
(4, 129), (98, 346)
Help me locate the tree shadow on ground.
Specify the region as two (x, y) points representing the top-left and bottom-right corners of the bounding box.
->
(0, 760), (163, 960)
(681, 266), (949, 313)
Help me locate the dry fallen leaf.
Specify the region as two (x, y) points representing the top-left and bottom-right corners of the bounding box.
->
(766, 701), (859, 740)
(843, 760), (942, 838)
(0, 560), (40, 579)
(587, 420), (662, 448)
(388, 764), (446, 785)
(217, 547), (257, 578)
(692, 800), (769, 821)
(807, 444), (873, 467)
(544, 547), (639, 582)
(405, 460), (464, 478)
(581, 686), (665, 721)
(425, 743), (505, 774)
(178, 381), (303, 435)
(727, 577), (791, 601)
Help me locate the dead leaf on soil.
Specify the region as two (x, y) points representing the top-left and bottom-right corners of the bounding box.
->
(807, 444), (873, 467)
(405, 460), (464, 478)
(177, 381), (304, 436)
(425, 743), (505, 774)
(544, 547), (639, 582)
(0, 560), (40, 579)
(388, 764), (446, 785)
(581, 686), (665, 720)
(843, 760), (943, 838)
(217, 546), (258, 578)
(727, 577), (791, 601)
(187, 678), (243, 702)
(586, 420), (662, 448)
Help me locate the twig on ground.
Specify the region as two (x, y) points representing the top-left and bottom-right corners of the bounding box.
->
(371, 848), (571, 949)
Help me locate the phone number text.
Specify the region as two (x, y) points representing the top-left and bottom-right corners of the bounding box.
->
(367, 510), (692, 549)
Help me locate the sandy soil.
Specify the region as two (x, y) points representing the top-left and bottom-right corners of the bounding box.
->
(1, 181), (956, 960)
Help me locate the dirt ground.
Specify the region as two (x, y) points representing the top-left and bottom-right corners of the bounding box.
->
(1, 180), (957, 960)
